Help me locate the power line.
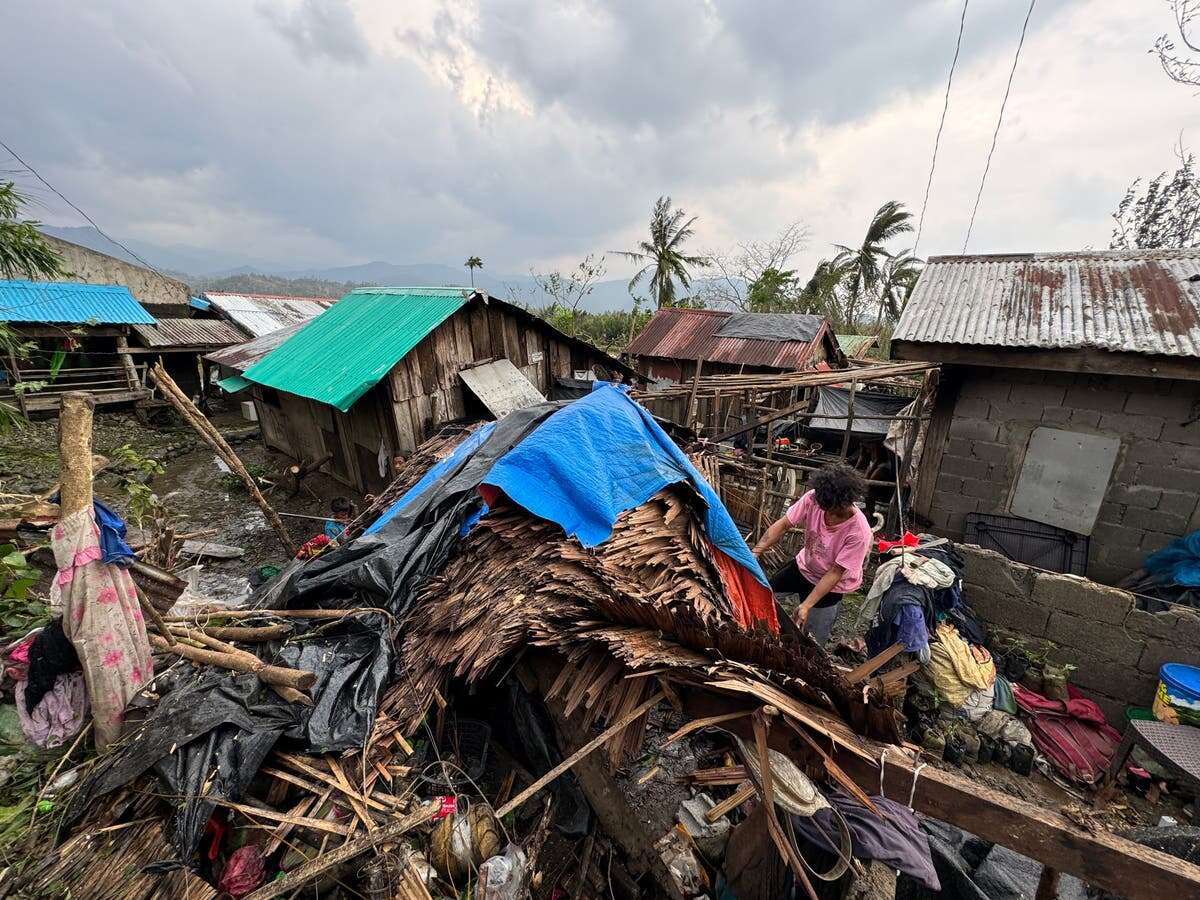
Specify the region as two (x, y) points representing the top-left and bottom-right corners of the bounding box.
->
(0, 137), (176, 285)
(962, 0), (1037, 253)
(914, 0), (970, 259)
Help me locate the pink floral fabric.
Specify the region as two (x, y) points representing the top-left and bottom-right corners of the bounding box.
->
(54, 506), (153, 750)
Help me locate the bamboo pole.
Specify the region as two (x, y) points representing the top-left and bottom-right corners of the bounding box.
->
(149, 364), (296, 555)
(59, 393), (94, 517)
(148, 633), (315, 690)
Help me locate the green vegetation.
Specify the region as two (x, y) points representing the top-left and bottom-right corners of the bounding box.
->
(1111, 144), (1200, 249)
(188, 272), (364, 298)
(613, 196), (709, 309)
(464, 255), (483, 288)
(110, 443), (166, 527)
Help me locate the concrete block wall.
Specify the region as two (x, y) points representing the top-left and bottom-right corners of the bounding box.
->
(960, 543), (1200, 723)
(926, 367), (1200, 584)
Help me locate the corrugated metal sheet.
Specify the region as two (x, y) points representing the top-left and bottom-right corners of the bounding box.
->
(130, 318), (246, 348)
(894, 249), (1200, 358)
(204, 321), (307, 372)
(203, 292), (335, 337)
(242, 287), (470, 411)
(459, 359), (545, 418)
(0, 280), (154, 325)
(836, 333), (878, 357)
(627, 308), (830, 369)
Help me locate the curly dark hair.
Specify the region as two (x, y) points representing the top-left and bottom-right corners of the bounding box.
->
(809, 463), (866, 511)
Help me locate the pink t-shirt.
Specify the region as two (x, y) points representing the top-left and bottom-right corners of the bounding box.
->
(785, 490), (872, 593)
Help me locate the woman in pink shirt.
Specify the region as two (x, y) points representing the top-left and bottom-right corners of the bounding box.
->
(752, 464), (871, 647)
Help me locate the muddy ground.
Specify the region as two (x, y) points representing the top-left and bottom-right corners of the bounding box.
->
(2, 405), (360, 604)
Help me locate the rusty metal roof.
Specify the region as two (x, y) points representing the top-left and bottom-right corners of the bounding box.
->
(204, 321), (307, 372)
(202, 292), (335, 337)
(894, 249), (1200, 358)
(626, 308), (832, 369)
(130, 317), (246, 349)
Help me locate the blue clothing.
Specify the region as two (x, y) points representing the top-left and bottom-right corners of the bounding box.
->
(324, 519), (347, 541)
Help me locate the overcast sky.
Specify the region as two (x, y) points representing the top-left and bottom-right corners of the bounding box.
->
(3, 0), (1197, 283)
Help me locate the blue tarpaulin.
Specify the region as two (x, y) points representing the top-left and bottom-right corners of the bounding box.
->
(365, 422), (497, 536)
(481, 383), (768, 586)
(1145, 529), (1200, 588)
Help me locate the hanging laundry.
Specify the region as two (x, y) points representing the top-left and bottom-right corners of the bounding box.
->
(54, 505), (153, 749)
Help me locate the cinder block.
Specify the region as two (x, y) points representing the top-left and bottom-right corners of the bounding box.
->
(1065, 655), (1158, 705)
(1127, 439), (1179, 468)
(989, 400), (1047, 424)
(1041, 406), (1072, 424)
(1015, 383), (1067, 407)
(1162, 421), (1200, 443)
(944, 437), (973, 458)
(940, 455), (990, 480)
(954, 396), (991, 419)
(1138, 465), (1200, 493)
(1069, 409), (1103, 428)
(1044, 612), (1146, 665)
(949, 417), (1000, 443)
(1125, 607), (1181, 641)
(934, 473), (965, 494)
(1125, 389), (1196, 420)
(1031, 572), (1132, 624)
(970, 441), (1010, 464)
(1139, 642), (1200, 676)
(959, 545), (1036, 597)
(931, 489), (978, 515)
(1095, 502), (1125, 525)
(961, 379), (1011, 402)
(965, 589), (1051, 635)
(1141, 530), (1182, 552)
(1066, 385), (1129, 413)
(1121, 506), (1188, 536)
(1099, 413), (1165, 439)
(1173, 444), (1200, 471)
(1088, 522), (1143, 550)
(1158, 490), (1198, 520)
(1105, 485), (1161, 510)
(1095, 544), (1148, 577)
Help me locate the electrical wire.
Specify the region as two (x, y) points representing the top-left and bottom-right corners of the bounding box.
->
(914, 0), (969, 259)
(962, 0), (1038, 253)
(0, 136), (176, 285)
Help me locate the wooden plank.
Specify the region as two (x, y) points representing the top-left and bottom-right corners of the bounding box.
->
(844, 642), (905, 684)
(684, 689), (1200, 900)
(468, 302), (492, 361)
(912, 368), (960, 519)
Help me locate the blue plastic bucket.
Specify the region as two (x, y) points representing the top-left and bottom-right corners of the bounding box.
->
(1155, 663), (1200, 726)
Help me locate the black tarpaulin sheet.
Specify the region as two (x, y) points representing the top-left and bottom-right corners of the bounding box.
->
(714, 312), (824, 343)
(808, 386), (911, 436)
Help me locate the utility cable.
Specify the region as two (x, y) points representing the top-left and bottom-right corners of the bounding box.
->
(962, 0), (1038, 253)
(0, 137), (176, 285)
(914, 0), (969, 259)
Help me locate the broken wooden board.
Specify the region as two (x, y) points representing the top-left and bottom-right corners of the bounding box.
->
(181, 539), (246, 559)
(682, 688), (1200, 900)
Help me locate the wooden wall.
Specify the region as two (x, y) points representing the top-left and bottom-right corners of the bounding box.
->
(258, 298), (625, 494)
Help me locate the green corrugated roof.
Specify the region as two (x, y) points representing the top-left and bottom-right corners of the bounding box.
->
(242, 287), (470, 411)
(835, 333), (878, 356)
(217, 374), (251, 394)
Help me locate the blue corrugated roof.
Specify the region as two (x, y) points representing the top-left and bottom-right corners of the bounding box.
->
(0, 280), (155, 325)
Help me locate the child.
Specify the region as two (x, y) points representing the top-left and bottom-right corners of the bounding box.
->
(324, 497), (355, 541)
(752, 463), (871, 647)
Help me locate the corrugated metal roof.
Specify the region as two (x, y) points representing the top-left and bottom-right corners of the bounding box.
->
(836, 333), (879, 357)
(203, 292), (335, 337)
(205, 321), (307, 373)
(627, 308), (830, 369)
(894, 249), (1200, 358)
(130, 318), (246, 348)
(242, 287), (470, 411)
(0, 280), (154, 325)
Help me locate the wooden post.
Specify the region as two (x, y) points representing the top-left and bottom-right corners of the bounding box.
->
(59, 393), (95, 516)
(685, 358), (705, 436)
(149, 364), (296, 555)
(1035, 867), (1061, 900)
(840, 376), (857, 459)
(7, 347), (28, 418)
(114, 335), (140, 392)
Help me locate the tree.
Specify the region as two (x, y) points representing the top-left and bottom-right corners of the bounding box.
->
(797, 259), (848, 323)
(613, 196), (708, 309)
(1111, 146), (1200, 249)
(701, 221), (808, 310)
(745, 267), (799, 313)
(530, 254), (607, 337)
(877, 249), (922, 322)
(464, 255), (483, 288)
(1154, 1), (1200, 87)
(1, 181), (66, 433)
(833, 201), (913, 326)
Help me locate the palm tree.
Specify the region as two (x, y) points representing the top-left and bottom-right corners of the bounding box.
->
(464, 256), (483, 288)
(833, 201), (913, 325)
(797, 258), (848, 321)
(878, 249), (922, 322)
(612, 196), (708, 309)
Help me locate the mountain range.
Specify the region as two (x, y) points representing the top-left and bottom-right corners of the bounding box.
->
(41, 225), (644, 312)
